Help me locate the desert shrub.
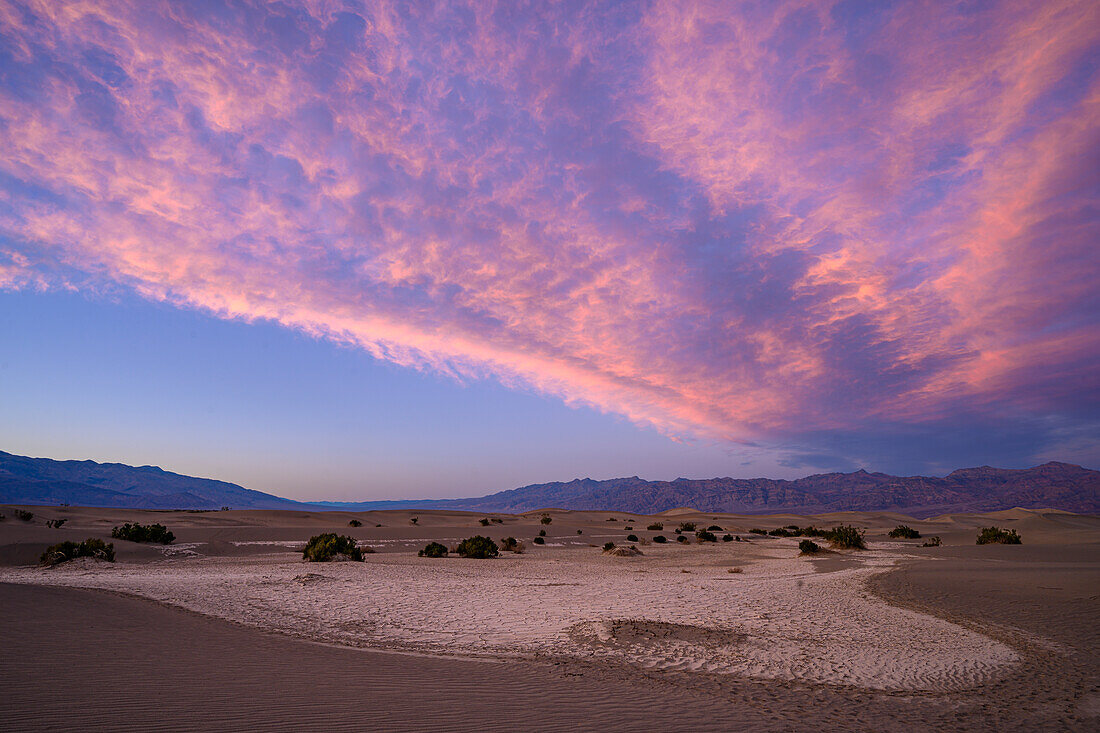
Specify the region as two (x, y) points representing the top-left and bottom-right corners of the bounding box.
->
(749, 528), (766, 535)
(606, 517), (617, 522)
(41, 538), (115, 565)
(418, 542), (448, 558)
(576, 529), (582, 534)
(888, 525), (921, 539)
(768, 528), (794, 537)
(540, 515), (552, 525)
(624, 526), (633, 530)
(456, 535), (499, 558)
(532, 536), (545, 545)
(491, 518), (503, 524)
(728, 566), (743, 573)
(678, 522), (697, 532)
(303, 533), (363, 562)
(348, 519), (362, 527)
(786, 525), (799, 530)
(409, 517), (418, 525)
(674, 528), (682, 534)
(800, 526), (827, 538)
(799, 539), (821, 554)
(653, 535), (667, 543)
(695, 530), (717, 543)
(976, 526), (1022, 545)
(376, 523), (383, 527)
(826, 525), (866, 550)
(538, 529), (547, 537)
(46, 519), (68, 529)
(626, 534), (639, 542)
(112, 522), (175, 544)
(676, 535), (688, 543)
(922, 536), (942, 547)
(647, 522), (663, 531)
(500, 537), (521, 551)
(722, 534), (733, 542)
(603, 542), (616, 551)
(707, 525), (723, 531)
(479, 518), (491, 526)
(14, 510), (34, 522)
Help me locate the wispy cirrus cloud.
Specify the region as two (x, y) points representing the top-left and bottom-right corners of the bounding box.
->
(1, 0), (1097, 465)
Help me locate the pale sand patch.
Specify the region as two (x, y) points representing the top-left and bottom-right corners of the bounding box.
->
(0, 544), (1016, 691)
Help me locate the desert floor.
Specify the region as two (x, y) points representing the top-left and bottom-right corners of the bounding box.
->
(1, 504), (1098, 731)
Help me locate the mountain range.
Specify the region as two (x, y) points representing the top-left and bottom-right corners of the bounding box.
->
(1, 450), (1097, 516)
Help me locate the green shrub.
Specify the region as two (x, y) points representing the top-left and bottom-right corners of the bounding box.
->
(14, 510), (34, 522)
(41, 538), (114, 565)
(676, 535), (688, 543)
(922, 536), (942, 547)
(456, 535), (499, 558)
(749, 528), (766, 535)
(603, 542), (616, 551)
(888, 525), (921, 539)
(695, 530), (717, 543)
(112, 522), (175, 544)
(826, 525), (866, 550)
(418, 542), (448, 558)
(532, 536), (545, 545)
(976, 526), (1021, 545)
(303, 533), (363, 562)
(348, 519), (362, 527)
(647, 522), (663, 531)
(479, 518), (491, 526)
(678, 522), (697, 532)
(722, 534), (733, 542)
(626, 534), (639, 542)
(653, 535), (667, 543)
(540, 515), (552, 525)
(799, 539), (821, 554)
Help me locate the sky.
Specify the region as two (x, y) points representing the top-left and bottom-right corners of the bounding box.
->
(0, 0), (1097, 501)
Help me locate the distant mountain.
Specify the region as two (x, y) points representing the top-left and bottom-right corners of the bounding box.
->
(328, 462), (1100, 517)
(0, 450), (309, 510)
(2, 450), (1097, 516)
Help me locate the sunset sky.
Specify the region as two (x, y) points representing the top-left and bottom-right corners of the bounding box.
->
(1, 1), (1097, 500)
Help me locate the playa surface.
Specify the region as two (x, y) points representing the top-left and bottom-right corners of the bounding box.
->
(1, 504), (1098, 730)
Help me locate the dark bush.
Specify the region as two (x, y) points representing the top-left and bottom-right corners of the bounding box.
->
(922, 536), (942, 547)
(768, 528), (794, 537)
(786, 525), (799, 530)
(624, 526), (633, 530)
(626, 534), (639, 542)
(653, 535), (667, 543)
(540, 515), (552, 525)
(976, 526), (1021, 545)
(112, 523), (175, 544)
(707, 525), (723, 531)
(418, 542), (448, 558)
(15, 510), (34, 522)
(41, 538), (115, 565)
(826, 525), (866, 550)
(695, 530), (717, 543)
(348, 519), (362, 527)
(603, 542), (616, 551)
(722, 534), (733, 542)
(576, 529), (582, 534)
(799, 539), (821, 554)
(800, 526), (827, 538)
(749, 528), (766, 535)
(678, 522), (697, 532)
(532, 536), (545, 545)
(500, 537), (520, 551)
(606, 517), (617, 522)
(674, 528), (682, 534)
(409, 517), (418, 525)
(888, 525), (921, 539)
(46, 519), (68, 529)
(303, 534), (363, 562)
(676, 535), (688, 543)
(538, 529), (547, 537)
(647, 522), (663, 531)
(456, 535), (499, 558)
(479, 518), (491, 526)
(490, 518), (503, 524)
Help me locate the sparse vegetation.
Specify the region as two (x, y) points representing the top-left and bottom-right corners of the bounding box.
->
(538, 529), (547, 537)
(500, 537), (525, 553)
(603, 541), (617, 551)
(728, 566), (743, 573)
(410, 516), (418, 525)
(490, 517), (503, 524)
(799, 539), (821, 554)
(722, 534), (733, 542)
(112, 522), (175, 544)
(348, 519), (362, 527)
(888, 525), (921, 539)
(826, 525), (866, 550)
(14, 510), (34, 522)
(41, 538), (115, 565)
(678, 522), (697, 532)
(540, 515), (552, 525)
(676, 535), (688, 543)
(695, 530), (717, 543)
(626, 534), (639, 542)
(479, 518), (491, 526)
(653, 535), (667, 543)
(46, 519), (67, 529)
(624, 525), (633, 530)
(456, 535), (499, 558)
(302, 533), (363, 562)
(646, 522), (663, 531)
(533, 536), (545, 545)
(922, 536), (942, 547)
(749, 528), (766, 535)
(976, 526), (1022, 545)
(606, 517), (617, 522)
(768, 527), (794, 537)
(418, 542), (448, 558)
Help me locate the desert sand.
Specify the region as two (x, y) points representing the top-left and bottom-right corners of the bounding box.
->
(1, 504), (1098, 731)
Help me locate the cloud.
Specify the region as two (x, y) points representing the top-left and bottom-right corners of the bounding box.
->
(0, 0), (1097, 466)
